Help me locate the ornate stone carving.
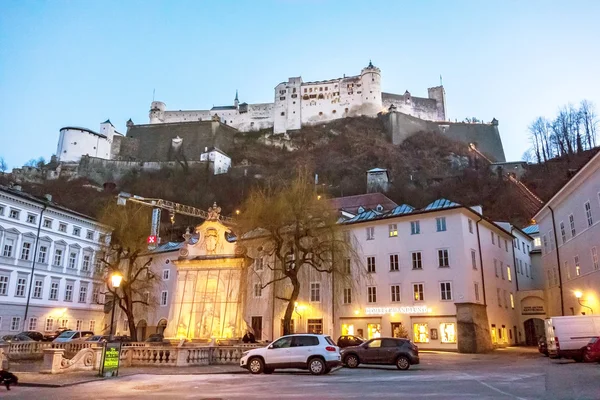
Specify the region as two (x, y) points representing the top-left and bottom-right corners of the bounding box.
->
(207, 202), (221, 221)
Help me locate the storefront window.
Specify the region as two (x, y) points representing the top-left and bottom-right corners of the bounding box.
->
(342, 323), (355, 336)
(491, 324), (497, 344)
(413, 323), (429, 343)
(440, 323), (456, 343)
(367, 323), (381, 339)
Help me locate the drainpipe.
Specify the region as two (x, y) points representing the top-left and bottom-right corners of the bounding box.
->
(475, 217), (487, 305)
(510, 228), (520, 292)
(548, 206), (565, 316)
(23, 202), (48, 324)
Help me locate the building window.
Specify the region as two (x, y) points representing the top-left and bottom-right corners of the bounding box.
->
(344, 258), (351, 274)
(411, 252), (422, 270)
(29, 317), (38, 331)
(510, 293), (515, 309)
(49, 281), (59, 300)
(474, 282), (480, 302)
(413, 283), (424, 301)
(9, 209), (20, 219)
(10, 317), (21, 332)
(436, 217), (447, 232)
(79, 285), (88, 303)
(438, 249), (449, 267)
(3, 238), (14, 257)
(254, 257), (264, 271)
(21, 242), (32, 260)
(60, 319), (68, 329)
(160, 291), (168, 306)
(343, 288), (352, 304)
(92, 285), (99, 303)
(86, 230), (94, 240)
(82, 255), (90, 271)
(367, 256), (376, 273)
(491, 232), (495, 245)
(388, 224), (397, 237)
(367, 286), (377, 303)
(534, 237), (541, 247)
(471, 250), (477, 270)
(440, 323), (456, 343)
(43, 218), (52, 228)
(68, 252), (77, 269)
(494, 259), (499, 277)
(522, 241), (525, 253)
(410, 221), (420, 235)
(38, 246), (47, 264)
(468, 219), (473, 234)
(592, 247), (599, 270)
(162, 269), (170, 280)
(0, 204), (4, 215)
(15, 277), (26, 297)
(0, 275), (8, 295)
(575, 255), (581, 276)
(501, 262), (505, 279)
(391, 285), (401, 302)
(585, 201), (593, 227)
(569, 214), (576, 237)
(307, 319), (323, 334)
(33, 279), (43, 298)
(440, 282), (452, 300)
(45, 317), (54, 332)
(389, 254), (399, 271)
(76, 320), (83, 331)
(89, 320), (96, 332)
(73, 227), (81, 237)
(59, 223), (67, 233)
(505, 240), (508, 252)
(507, 265), (512, 281)
(504, 290), (508, 309)
(560, 222), (566, 243)
(497, 288), (502, 307)
(366, 227), (375, 240)
(413, 323), (429, 343)
(54, 249), (63, 266)
(27, 214), (37, 224)
(64, 283), (73, 302)
(310, 282), (321, 302)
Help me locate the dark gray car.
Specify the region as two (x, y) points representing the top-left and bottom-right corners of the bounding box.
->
(341, 337), (419, 370)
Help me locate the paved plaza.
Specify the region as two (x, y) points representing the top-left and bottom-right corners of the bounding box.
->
(3, 348), (600, 399)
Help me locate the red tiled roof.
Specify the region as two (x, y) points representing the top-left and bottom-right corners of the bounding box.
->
(329, 193), (398, 214)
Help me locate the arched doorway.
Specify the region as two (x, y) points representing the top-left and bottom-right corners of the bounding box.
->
(137, 320), (147, 341)
(524, 318), (545, 345)
(157, 319), (167, 335)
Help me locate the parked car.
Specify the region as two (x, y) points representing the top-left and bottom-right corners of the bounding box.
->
(18, 331), (46, 342)
(53, 330), (95, 343)
(583, 336), (600, 363)
(44, 328), (70, 342)
(545, 315), (600, 361)
(240, 334), (341, 375)
(337, 335), (364, 349)
(85, 335), (110, 343)
(538, 336), (548, 356)
(2, 334), (34, 342)
(341, 337), (420, 370)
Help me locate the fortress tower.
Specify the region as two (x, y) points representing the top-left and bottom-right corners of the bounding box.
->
(359, 61), (383, 114)
(149, 101), (166, 124)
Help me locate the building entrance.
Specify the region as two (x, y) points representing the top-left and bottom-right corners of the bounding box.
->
(524, 318), (545, 345)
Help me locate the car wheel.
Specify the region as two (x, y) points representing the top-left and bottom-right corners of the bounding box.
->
(396, 356), (410, 370)
(248, 357), (264, 374)
(344, 354), (359, 368)
(308, 358), (325, 375)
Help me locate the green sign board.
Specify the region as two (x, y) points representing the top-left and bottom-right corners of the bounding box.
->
(100, 343), (122, 377)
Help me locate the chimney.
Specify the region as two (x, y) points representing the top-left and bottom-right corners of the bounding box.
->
(44, 194), (52, 202)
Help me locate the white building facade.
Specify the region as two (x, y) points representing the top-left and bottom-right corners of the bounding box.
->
(56, 120), (123, 162)
(0, 184), (108, 336)
(148, 62), (446, 134)
(200, 147), (232, 175)
(534, 150), (600, 319)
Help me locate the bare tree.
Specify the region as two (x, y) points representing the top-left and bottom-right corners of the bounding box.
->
(0, 157), (7, 173)
(238, 170), (360, 335)
(97, 201), (156, 341)
(580, 100), (598, 149)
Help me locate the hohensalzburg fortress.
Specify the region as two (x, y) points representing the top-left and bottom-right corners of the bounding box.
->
(149, 62), (447, 134)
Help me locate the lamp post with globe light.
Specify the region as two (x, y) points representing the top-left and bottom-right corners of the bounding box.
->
(109, 272), (123, 340)
(574, 290), (594, 315)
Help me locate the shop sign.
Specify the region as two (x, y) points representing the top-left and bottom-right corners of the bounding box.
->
(365, 305), (430, 315)
(100, 343), (122, 377)
(522, 305), (545, 315)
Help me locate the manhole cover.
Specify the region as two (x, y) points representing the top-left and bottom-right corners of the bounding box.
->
(132, 384), (161, 391)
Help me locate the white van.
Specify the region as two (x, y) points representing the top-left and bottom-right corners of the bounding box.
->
(545, 315), (600, 361)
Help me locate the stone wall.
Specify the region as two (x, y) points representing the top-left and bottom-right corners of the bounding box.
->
(456, 303), (493, 353)
(380, 111), (506, 162)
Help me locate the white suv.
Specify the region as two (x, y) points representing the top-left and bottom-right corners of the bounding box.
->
(240, 334), (341, 375)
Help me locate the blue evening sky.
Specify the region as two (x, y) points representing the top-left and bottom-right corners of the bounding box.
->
(1, 0), (599, 169)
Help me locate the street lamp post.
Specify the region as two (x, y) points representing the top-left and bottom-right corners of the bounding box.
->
(574, 291), (594, 314)
(109, 273), (123, 340)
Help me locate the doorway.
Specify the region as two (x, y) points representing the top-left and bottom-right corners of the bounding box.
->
(251, 316), (263, 341)
(524, 318), (545, 345)
(137, 320), (147, 341)
(391, 322), (406, 338)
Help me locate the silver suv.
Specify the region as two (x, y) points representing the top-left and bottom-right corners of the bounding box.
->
(240, 334), (341, 375)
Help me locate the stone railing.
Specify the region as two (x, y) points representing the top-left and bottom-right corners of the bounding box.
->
(40, 347), (103, 374)
(119, 344), (263, 367)
(8, 341), (99, 360)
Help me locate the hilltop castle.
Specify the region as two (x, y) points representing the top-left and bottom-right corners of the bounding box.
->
(148, 61), (447, 134)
